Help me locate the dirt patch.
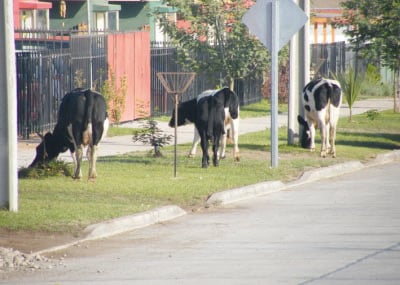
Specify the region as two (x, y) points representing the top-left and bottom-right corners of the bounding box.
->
(0, 229), (82, 254)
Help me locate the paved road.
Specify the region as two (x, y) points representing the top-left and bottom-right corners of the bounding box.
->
(4, 161), (400, 284)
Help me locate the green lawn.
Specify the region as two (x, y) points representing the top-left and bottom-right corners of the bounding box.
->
(2, 105), (399, 235)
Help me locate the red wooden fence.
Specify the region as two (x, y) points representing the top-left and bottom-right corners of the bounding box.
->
(107, 31), (151, 122)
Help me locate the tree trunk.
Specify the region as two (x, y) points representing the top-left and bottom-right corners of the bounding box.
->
(395, 69), (400, 113)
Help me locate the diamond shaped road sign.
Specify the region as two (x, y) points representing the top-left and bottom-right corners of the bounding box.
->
(242, 0), (308, 52)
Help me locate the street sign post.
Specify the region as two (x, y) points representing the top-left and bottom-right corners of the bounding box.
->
(243, 0), (308, 167)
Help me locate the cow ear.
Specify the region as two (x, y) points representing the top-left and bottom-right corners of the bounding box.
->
(297, 115), (307, 126)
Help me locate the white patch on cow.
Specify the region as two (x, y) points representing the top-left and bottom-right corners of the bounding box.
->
(82, 123), (92, 146)
(196, 89), (218, 102)
(102, 118), (109, 140)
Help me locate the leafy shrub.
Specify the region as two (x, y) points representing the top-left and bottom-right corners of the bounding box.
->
(18, 160), (72, 179)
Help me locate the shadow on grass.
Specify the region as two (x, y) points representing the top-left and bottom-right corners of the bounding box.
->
(337, 131), (400, 150)
(97, 155), (159, 165)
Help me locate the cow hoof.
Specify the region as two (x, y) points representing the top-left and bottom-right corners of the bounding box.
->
(320, 151), (327, 158)
(202, 163), (208, 168)
(234, 156), (240, 162)
(213, 157), (219, 166)
(188, 154), (195, 158)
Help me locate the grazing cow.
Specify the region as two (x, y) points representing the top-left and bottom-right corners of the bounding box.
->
(30, 88), (109, 179)
(297, 77), (342, 158)
(169, 87), (240, 168)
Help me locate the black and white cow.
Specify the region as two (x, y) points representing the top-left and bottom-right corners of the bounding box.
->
(169, 87), (240, 168)
(30, 88), (109, 179)
(297, 77), (342, 158)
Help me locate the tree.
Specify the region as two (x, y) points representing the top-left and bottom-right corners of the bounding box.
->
(132, 119), (173, 157)
(153, 0), (270, 90)
(338, 0), (400, 112)
(333, 67), (364, 121)
(101, 68), (127, 125)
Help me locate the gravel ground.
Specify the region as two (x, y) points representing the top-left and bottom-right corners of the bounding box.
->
(0, 247), (66, 274)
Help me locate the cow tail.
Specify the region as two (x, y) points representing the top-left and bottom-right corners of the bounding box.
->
(207, 97), (214, 139)
(83, 89), (94, 132)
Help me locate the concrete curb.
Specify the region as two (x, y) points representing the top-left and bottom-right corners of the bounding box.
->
(206, 181), (285, 206)
(33, 150), (400, 255)
(286, 160), (365, 188)
(83, 205), (187, 240)
(365, 149), (400, 167)
(34, 205), (186, 255)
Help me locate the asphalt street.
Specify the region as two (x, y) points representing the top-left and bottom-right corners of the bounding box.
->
(3, 161), (400, 284)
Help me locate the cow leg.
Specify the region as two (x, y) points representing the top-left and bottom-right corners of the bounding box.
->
(326, 122), (331, 151)
(199, 131), (209, 168)
(73, 146), (83, 179)
(317, 110), (328, 157)
(212, 137), (220, 167)
(189, 127), (200, 158)
(231, 118), (240, 162)
(329, 124), (337, 158)
(329, 106), (340, 158)
(318, 122), (327, 158)
(308, 123), (316, 152)
(219, 131), (227, 160)
(87, 145), (98, 179)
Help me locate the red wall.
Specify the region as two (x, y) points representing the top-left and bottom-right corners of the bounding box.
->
(107, 31), (151, 122)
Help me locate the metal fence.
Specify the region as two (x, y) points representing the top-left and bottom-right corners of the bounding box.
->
(15, 30), (108, 138)
(150, 42), (263, 116)
(310, 41), (346, 78)
(15, 30), (349, 138)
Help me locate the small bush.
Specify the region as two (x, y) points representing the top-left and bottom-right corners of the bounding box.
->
(132, 119), (173, 157)
(366, 109), (380, 120)
(18, 160), (72, 179)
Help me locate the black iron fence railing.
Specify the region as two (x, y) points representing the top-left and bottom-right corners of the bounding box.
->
(15, 29), (349, 139)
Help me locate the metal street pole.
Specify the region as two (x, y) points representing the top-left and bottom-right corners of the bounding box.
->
(0, 1), (18, 211)
(87, 0), (93, 88)
(270, 0), (279, 168)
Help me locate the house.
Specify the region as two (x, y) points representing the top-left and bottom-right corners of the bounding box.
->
(310, 0), (347, 44)
(46, 0), (121, 31)
(13, 0), (52, 29)
(13, 0), (121, 31)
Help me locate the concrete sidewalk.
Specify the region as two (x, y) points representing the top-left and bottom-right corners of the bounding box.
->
(17, 98), (394, 168)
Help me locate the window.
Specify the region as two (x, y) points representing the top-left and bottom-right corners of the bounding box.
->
(20, 9), (49, 30)
(95, 12), (106, 31)
(108, 11), (119, 31)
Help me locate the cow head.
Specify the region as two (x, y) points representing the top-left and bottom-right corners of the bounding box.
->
(168, 99), (196, 128)
(297, 115), (312, 149)
(225, 88), (239, 119)
(29, 132), (61, 167)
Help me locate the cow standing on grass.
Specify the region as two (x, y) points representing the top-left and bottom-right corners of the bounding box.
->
(297, 78), (342, 158)
(30, 88), (109, 179)
(169, 87), (240, 168)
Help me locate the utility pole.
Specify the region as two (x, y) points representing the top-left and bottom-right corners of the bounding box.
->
(288, 0), (310, 145)
(0, 1), (18, 211)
